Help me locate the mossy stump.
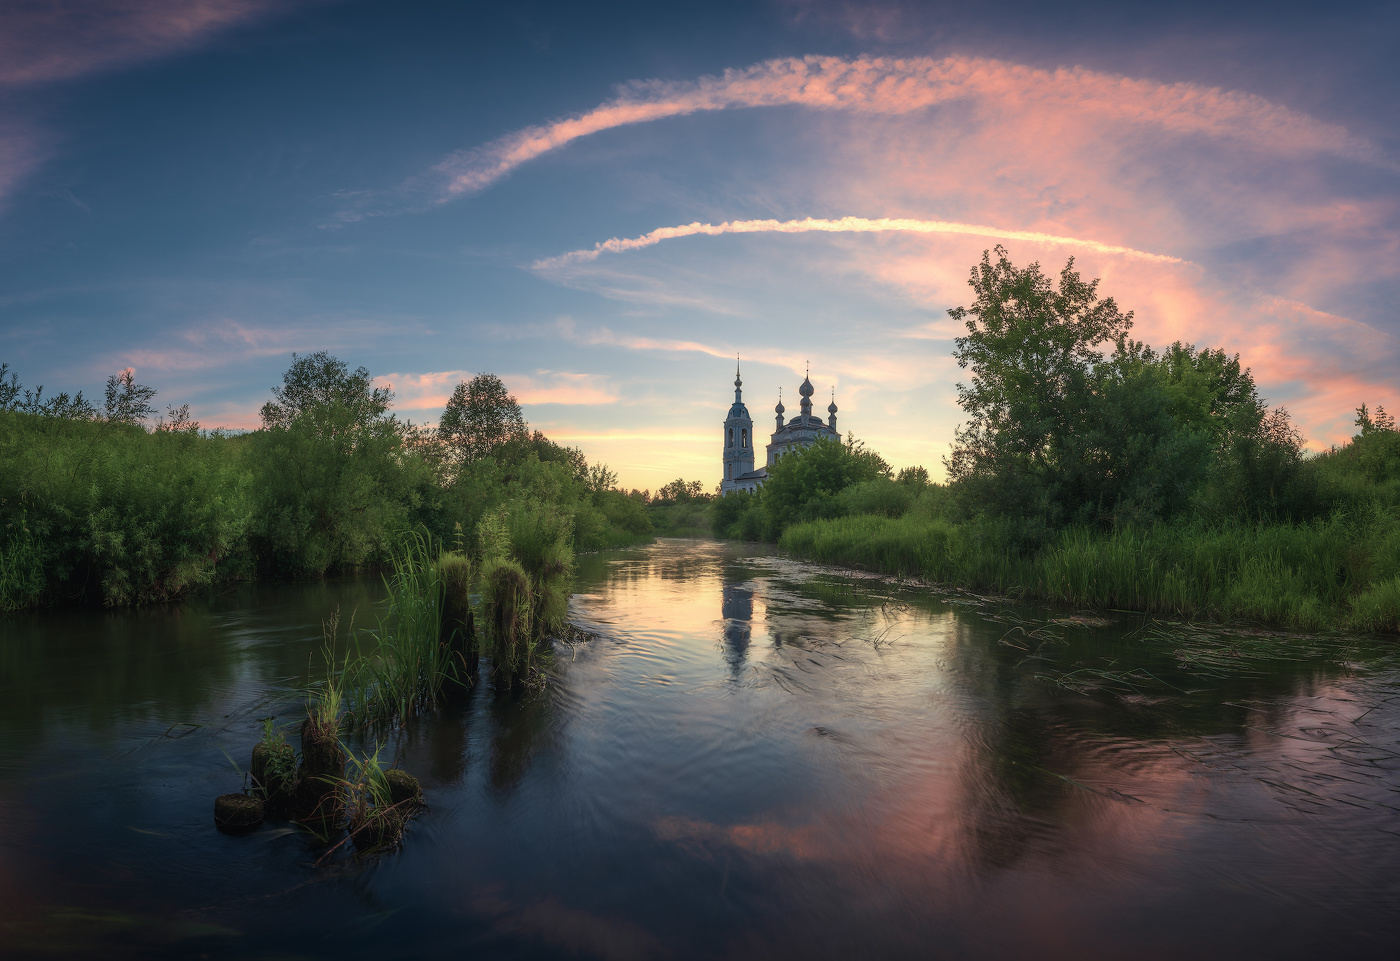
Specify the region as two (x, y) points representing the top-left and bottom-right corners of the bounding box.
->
(384, 769), (422, 809)
(214, 793), (264, 834)
(292, 717), (345, 829)
(350, 809), (406, 853)
(300, 717), (344, 778)
(250, 740), (296, 811)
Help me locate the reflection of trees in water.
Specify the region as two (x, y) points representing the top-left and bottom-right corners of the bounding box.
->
(942, 615), (1353, 871)
(390, 689), (474, 785)
(0, 576), (384, 742)
(485, 691), (559, 793)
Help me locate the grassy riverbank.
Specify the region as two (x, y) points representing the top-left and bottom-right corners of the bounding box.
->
(780, 508), (1400, 633)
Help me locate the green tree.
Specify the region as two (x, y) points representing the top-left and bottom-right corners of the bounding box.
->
(104, 369), (157, 425)
(259, 351), (398, 442)
(759, 435), (890, 536)
(249, 353), (423, 576)
(0, 363), (97, 419)
(438, 374), (530, 467)
(654, 478), (707, 504)
(947, 246), (1134, 515)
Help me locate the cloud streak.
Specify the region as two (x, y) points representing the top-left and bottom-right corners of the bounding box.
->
(431, 54), (1394, 200)
(533, 216), (1185, 270)
(376, 368), (619, 415)
(0, 0), (295, 86)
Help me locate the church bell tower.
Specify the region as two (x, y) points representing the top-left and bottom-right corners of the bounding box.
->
(721, 360), (755, 494)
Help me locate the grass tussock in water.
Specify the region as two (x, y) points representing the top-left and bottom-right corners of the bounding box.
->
(341, 531), (458, 727)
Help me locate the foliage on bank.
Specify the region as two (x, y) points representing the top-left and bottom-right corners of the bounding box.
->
(719, 248), (1400, 633)
(0, 356), (651, 611)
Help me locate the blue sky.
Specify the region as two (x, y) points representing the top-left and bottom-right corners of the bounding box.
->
(2, 0), (1397, 489)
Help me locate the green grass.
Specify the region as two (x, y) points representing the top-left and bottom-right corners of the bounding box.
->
(342, 531), (455, 728)
(779, 510), (1400, 634)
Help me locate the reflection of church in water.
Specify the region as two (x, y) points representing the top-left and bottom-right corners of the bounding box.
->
(721, 582), (754, 672)
(721, 362), (839, 495)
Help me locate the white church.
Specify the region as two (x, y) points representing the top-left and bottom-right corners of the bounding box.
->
(721, 362), (839, 495)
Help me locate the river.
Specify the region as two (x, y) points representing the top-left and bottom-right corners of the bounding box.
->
(1, 538), (1397, 959)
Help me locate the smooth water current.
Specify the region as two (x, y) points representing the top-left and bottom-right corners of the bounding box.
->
(1, 539), (1398, 959)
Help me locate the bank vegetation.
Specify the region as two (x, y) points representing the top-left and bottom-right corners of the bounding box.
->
(714, 248), (1400, 634)
(0, 354), (651, 611)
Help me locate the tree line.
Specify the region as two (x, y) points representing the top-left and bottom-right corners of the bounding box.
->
(702, 247), (1399, 631)
(0, 353), (651, 610)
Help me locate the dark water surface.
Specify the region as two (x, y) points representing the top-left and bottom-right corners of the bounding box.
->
(2, 539), (1398, 960)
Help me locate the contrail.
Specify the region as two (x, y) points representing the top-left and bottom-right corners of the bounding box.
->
(532, 216), (1186, 270)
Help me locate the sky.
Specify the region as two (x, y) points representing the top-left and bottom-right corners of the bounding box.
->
(1, 0), (1397, 491)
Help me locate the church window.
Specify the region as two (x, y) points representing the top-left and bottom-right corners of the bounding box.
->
(726, 463), (732, 479)
(728, 428), (734, 447)
(741, 428), (748, 448)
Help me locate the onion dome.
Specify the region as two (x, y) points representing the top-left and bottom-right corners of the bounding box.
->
(828, 398), (838, 414)
(799, 376), (815, 399)
(775, 396), (785, 414)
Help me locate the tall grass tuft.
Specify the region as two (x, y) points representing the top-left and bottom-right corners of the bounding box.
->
(438, 551), (477, 678)
(343, 531), (453, 727)
(480, 556), (534, 689)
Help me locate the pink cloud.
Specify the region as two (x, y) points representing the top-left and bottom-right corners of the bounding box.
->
(377, 368), (620, 417)
(0, 0), (297, 86)
(116, 319), (352, 372)
(429, 54), (1393, 200)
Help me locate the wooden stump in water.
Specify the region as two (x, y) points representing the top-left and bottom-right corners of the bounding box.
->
(292, 717), (345, 831)
(384, 769), (422, 809)
(214, 793), (264, 833)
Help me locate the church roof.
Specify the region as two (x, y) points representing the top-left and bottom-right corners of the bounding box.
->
(771, 418), (837, 438)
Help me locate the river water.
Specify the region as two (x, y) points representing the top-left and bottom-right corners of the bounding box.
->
(1, 538), (1397, 960)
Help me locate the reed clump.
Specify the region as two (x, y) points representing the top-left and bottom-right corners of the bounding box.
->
(341, 532), (458, 727)
(481, 556), (534, 690)
(343, 747), (407, 854)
